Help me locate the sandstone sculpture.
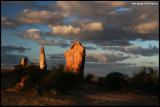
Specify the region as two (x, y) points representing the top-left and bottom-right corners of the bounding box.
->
(21, 58), (27, 66)
(40, 45), (47, 69)
(65, 42), (85, 79)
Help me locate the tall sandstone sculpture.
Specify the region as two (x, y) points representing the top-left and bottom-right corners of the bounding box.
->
(40, 45), (47, 69)
(65, 42), (85, 79)
(21, 58), (27, 66)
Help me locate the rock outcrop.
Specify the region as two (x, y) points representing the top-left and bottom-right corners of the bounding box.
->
(14, 75), (29, 89)
(40, 45), (47, 69)
(5, 75), (29, 92)
(21, 58), (27, 66)
(65, 42), (85, 79)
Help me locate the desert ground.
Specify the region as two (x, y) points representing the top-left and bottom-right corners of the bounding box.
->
(1, 69), (159, 106)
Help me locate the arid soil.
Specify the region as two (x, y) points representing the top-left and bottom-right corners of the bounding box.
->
(1, 83), (159, 106)
(1, 70), (159, 106)
(1, 88), (159, 106)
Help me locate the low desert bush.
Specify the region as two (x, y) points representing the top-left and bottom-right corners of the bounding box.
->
(84, 74), (94, 83)
(130, 66), (159, 96)
(104, 72), (128, 91)
(96, 77), (105, 86)
(54, 71), (80, 92)
(43, 64), (80, 92)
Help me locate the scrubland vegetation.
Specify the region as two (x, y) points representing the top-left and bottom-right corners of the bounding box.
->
(10, 64), (81, 96)
(95, 67), (159, 96)
(2, 64), (159, 97)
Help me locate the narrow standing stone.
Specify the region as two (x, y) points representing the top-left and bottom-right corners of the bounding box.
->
(40, 45), (47, 69)
(21, 58), (27, 66)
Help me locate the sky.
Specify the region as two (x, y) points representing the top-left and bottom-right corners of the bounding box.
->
(1, 1), (159, 77)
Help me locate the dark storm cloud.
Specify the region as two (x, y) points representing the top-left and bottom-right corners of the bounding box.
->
(1, 45), (31, 53)
(1, 45), (31, 69)
(1, 52), (27, 65)
(99, 45), (159, 56)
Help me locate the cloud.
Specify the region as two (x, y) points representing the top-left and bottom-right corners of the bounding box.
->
(97, 39), (133, 46)
(132, 21), (159, 34)
(2, 45), (31, 53)
(47, 50), (131, 65)
(45, 53), (134, 77)
(83, 22), (103, 31)
(138, 14), (148, 20)
(45, 53), (66, 69)
(48, 22), (103, 35)
(95, 1), (126, 8)
(36, 39), (70, 47)
(20, 28), (43, 40)
(85, 46), (97, 50)
(1, 17), (21, 29)
(1, 9), (64, 29)
(53, 1), (159, 45)
(16, 9), (63, 25)
(2, 1), (159, 47)
(1, 45), (31, 69)
(84, 62), (142, 77)
(141, 62), (156, 65)
(18, 28), (70, 47)
(99, 45), (159, 56)
(48, 25), (81, 35)
(56, 1), (127, 16)
(32, 52), (158, 77)
(86, 52), (131, 62)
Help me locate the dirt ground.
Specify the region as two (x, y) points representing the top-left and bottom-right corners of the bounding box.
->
(1, 83), (159, 106)
(1, 70), (159, 106)
(1, 89), (159, 106)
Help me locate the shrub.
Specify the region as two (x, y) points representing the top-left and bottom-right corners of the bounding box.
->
(43, 64), (80, 92)
(104, 72), (128, 91)
(12, 64), (81, 94)
(54, 71), (79, 92)
(130, 66), (159, 96)
(13, 64), (26, 82)
(96, 77), (105, 86)
(84, 74), (94, 83)
(13, 64), (47, 92)
(14, 64), (25, 72)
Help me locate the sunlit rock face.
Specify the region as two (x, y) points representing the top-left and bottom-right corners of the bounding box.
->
(21, 58), (27, 66)
(40, 45), (47, 69)
(65, 42), (85, 79)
